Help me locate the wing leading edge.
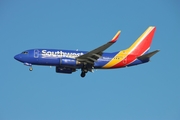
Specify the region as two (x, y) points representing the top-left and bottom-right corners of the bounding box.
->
(76, 31), (121, 64)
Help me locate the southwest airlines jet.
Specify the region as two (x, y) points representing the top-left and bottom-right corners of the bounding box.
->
(14, 26), (159, 77)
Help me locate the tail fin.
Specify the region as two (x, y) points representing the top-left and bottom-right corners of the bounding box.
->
(126, 26), (156, 56)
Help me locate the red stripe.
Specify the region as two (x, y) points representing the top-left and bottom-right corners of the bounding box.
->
(131, 28), (155, 55)
(111, 55), (136, 68)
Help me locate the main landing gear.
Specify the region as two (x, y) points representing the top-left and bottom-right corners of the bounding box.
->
(80, 64), (95, 78)
(81, 72), (86, 78)
(81, 67), (88, 78)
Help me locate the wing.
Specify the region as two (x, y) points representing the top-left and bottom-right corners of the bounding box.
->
(76, 31), (121, 64)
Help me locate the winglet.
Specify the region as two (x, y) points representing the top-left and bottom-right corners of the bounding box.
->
(110, 30), (121, 43)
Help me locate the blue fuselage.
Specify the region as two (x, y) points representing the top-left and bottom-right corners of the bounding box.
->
(14, 49), (118, 69)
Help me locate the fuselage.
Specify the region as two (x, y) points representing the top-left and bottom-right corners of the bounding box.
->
(14, 49), (147, 69)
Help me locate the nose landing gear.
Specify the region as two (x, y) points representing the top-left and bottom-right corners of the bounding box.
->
(24, 63), (33, 71)
(29, 66), (33, 71)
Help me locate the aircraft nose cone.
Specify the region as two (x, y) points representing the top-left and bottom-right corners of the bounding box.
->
(14, 54), (20, 61)
(14, 55), (18, 60)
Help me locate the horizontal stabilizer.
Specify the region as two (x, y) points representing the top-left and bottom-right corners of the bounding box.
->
(138, 50), (160, 61)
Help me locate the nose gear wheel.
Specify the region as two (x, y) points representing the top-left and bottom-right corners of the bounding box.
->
(29, 66), (33, 71)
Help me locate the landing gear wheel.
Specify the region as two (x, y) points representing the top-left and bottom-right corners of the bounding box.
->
(29, 67), (33, 71)
(81, 72), (86, 78)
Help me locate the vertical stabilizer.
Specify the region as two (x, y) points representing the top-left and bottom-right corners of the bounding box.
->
(126, 26), (156, 56)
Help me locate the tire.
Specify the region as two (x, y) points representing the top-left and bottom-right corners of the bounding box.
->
(29, 67), (33, 71)
(81, 72), (86, 78)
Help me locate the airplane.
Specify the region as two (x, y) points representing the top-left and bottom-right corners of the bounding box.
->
(14, 26), (159, 78)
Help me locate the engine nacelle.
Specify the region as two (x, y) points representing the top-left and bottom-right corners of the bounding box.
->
(56, 67), (76, 74)
(60, 58), (80, 66)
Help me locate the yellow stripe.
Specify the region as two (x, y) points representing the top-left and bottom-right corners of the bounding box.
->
(112, 31), (121, 40)
(103, 50), (125, 68)
(103, 26), (154, 68)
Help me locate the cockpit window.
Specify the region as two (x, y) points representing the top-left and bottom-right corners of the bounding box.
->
(22, 51), (28, 54)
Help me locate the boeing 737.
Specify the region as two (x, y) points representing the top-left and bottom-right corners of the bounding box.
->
(14, 26), (159, 77)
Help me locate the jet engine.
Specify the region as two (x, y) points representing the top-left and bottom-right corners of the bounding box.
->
(56, 66), (76, 74)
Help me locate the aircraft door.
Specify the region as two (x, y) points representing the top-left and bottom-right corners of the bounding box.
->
(122, 51), (127, 64)
(34, 49), (40, 58)
(123, 57), (127, 64)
